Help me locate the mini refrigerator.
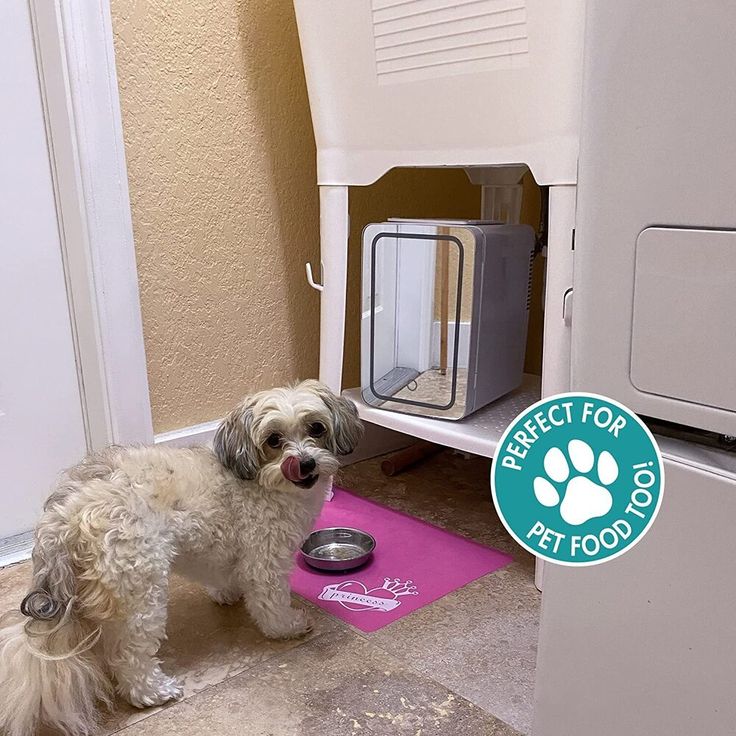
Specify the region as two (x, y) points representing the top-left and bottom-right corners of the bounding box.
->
(361, 219), (535, 420)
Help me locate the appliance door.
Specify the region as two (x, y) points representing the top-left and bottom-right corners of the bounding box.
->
(570, 0), (736, 435)
(533, 448), (736, 736)
(361, 223), (472, 419)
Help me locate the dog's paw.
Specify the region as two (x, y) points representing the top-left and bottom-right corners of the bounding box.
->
(260, 608), (313, 640)
(125, 673), (184, 709)
(206, 586), (242, 606)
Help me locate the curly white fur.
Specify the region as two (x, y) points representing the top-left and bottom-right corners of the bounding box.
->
(0, 381), (362, 735)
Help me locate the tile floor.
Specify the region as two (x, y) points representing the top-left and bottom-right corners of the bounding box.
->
(0, 450), (540, 736)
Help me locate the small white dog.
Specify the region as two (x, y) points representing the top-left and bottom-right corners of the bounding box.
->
(0, 380), (362, 736)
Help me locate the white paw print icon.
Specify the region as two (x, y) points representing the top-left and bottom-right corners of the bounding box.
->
(533, 440), (618, 525)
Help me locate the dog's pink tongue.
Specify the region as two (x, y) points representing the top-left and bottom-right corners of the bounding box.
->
(281, 456), (306, 482)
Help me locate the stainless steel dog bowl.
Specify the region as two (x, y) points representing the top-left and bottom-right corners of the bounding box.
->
(301, 527), (376, 571)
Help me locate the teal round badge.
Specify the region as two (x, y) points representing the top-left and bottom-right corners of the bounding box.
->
(491, 392), (664, 566)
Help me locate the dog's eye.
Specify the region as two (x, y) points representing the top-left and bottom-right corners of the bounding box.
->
(265, 433), (283, 449)
(307, 421), (326, 438)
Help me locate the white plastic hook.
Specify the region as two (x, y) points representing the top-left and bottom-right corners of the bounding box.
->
(305, 261), (324, 292)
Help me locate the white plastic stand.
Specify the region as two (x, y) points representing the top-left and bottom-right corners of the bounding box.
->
(536, 185), (577, 592)
(315, 185), (349, 393)
(541, 186), (576, 399)
(294, 0), (585, 587)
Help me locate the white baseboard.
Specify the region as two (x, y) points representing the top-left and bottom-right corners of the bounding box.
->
(154, 419), (220, 448)
(0, 530), (34, 568)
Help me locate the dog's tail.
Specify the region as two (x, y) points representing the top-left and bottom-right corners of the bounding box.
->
(0, 520), (111, 736)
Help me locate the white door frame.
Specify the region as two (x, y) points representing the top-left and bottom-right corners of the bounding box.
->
(28, 0), (152, 449)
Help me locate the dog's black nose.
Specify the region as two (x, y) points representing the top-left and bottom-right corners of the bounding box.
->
(299, 457), (316, 475)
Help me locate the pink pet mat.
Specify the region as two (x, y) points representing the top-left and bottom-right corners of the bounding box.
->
(290, 487), (512, 632)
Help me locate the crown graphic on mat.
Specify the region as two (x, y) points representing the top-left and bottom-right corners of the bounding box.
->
(318, 577), (420, 613)
(380, 578), (419, 597)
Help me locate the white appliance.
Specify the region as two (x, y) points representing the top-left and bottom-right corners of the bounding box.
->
(533, 2), (736, 735)
(294, 0), (736, 732)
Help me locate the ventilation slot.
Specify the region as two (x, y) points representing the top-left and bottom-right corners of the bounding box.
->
(372, 0), (529, 84)
(525, 250), (535, 310)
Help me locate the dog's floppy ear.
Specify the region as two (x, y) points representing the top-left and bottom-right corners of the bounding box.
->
(304, 380), (364, 456)
(213, 400), (260, 480)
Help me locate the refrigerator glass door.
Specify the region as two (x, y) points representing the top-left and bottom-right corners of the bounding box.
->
(363, 225), (474, 418)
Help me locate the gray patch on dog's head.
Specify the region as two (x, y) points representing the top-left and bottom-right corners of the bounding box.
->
(301, 380), (364, 456)
(213, 400), (260, 480)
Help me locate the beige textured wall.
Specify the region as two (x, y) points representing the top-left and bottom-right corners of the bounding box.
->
(111, 0), (320, 433)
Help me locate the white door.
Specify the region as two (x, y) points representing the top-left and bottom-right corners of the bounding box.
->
(0, 1), (88, 542)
